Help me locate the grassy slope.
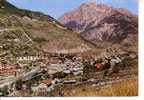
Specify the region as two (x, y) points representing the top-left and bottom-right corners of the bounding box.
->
(70, 79), (138, 96)
(0, 0), (95, 54)
(51, 78), (138, 96)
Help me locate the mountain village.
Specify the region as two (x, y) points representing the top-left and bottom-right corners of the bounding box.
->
(0, 0), (138, 97)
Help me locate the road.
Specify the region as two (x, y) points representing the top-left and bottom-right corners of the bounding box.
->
(0, 64), (64, 89)
(0, 67), (41, 89)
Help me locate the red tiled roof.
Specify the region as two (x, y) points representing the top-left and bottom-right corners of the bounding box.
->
(42, 79), (52, 85)
(95, 63), (103, 69)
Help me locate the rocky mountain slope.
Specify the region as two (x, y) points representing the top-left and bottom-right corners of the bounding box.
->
(0, 0), (94, 55)
(59, 3), (138, 51)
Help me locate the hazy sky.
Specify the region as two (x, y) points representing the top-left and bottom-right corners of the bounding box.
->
(8, 0), (138, 19)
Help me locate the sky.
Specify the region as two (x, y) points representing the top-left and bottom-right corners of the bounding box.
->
(7, 0), (138, 19)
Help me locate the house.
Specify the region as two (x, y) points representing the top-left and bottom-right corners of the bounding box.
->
(16, 53), (49, 61)
(31, 83), (47, 93)
(53, 78), (62, 84)
(0, 62), (17, 76)
(73, 71), (83, 76)
(42, 79), (56, 92)
(42, 79), (52, 87)
(37, 83), (47, 92)
(0, 45), (3, 48)
(47, 58), (62, 64)
(31, 84), (39, 93)
(63, 70), (71, 74)
(16, 56), (39, 61)
(63, 80), (76, 84)
(72, 67), (83, 71)
(46, 85), (54, 92)
(95, 63), (104, 69)
(31, 79), (55, 93)
(129, 53), (137, 59)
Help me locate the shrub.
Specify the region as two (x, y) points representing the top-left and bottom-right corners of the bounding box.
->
(33, 37), (47, 43)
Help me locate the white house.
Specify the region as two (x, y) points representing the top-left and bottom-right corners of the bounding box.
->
(31, 83), (47, 93)
(31, 83), (54, 93)
(16, 56), (40, 61)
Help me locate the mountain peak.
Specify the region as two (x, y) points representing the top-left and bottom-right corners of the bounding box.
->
(59, 3), (135, 31)
(79, 2), (111, 11)
(80, 2), (97, 8)
(59, 3), (138, 49)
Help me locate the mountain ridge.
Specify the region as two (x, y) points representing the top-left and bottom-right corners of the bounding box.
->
(0, 0), (94, 55)
(59, 2), (138, 51)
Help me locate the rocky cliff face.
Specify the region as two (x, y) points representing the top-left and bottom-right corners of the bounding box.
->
(59, 3), (138, 50)
(59, 3), (111, 32)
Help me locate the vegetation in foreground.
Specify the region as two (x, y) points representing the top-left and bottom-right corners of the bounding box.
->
(55, 78), (138, 96)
